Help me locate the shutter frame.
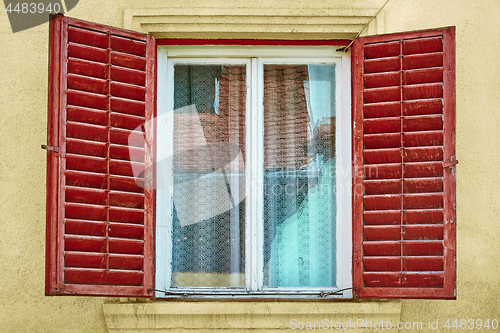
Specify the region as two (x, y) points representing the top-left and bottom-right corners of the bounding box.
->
(45, 14), (155, 297)
(352, 27), (456, 299)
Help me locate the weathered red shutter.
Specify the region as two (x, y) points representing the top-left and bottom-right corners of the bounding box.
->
(352, 27), (456, 299)
(46, 15), (155, 296)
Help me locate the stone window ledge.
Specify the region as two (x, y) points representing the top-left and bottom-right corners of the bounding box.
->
(103, 300), (401, 332)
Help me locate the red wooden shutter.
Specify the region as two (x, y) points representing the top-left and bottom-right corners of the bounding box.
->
(45, 15), (155, 296)
(352, 27), (456, 299)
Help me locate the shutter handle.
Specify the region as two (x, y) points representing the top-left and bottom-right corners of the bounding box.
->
(443, 157), (458, 170)
(41, 144), (64, 157)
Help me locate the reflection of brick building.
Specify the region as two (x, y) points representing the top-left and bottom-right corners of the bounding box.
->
(263, 65), (311, 170)
(171, 64), (317, 284)
(173, 65), (313, 172)
(173, 65), (246, 172)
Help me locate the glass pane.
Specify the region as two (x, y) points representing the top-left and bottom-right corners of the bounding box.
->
(171, 64), (246, 288)
(263, 64), (336, 287)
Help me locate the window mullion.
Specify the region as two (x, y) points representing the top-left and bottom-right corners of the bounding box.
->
(246, 57), (264, 291)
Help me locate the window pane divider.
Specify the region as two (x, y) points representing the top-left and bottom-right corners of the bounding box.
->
(246, 57), (264, 291)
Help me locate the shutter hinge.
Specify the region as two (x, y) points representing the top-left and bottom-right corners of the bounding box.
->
(41, 144), (64, 157)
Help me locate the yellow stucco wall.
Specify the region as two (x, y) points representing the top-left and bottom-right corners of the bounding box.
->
(0, 0), (499, 332)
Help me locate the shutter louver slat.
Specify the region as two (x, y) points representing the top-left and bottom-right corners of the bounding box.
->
(66, 170), (107, 189)
(68, 59), (108, 79)
(364, 86), (401, 103)
(403, 115), (443, 132)
(110, 144), (144, 162)
(364, 102), (401, 118)
(46, 15), (154, 297)
(110, 113), (145, 130)
(364, 72), (400, 88)
(109, 159), (144, 178)
(66, 186), (107, 205)
(404, 209), (443, 224)
(108, 222), (144, 238)
(364, 117), (401, 134)
(364, 226), (401, 241)
(403, 224), (443, 240)
(363, 242), (401, 256)
(404, 68), (443, 85)
(109, 207), (144, 224)
(352, 27), (456, 299)
(404, 162), (443, 178)
(111, 67), (146, 86)
(404, 146), (443, 162)
(403, 130), (443, 147)
(403, 256), (444, 271)
(364, 148), (402, 164)
(110, 98), (145, 116)
(110, 82), (146, 101)
(364, 211), (401, 225)
(64, 268), (144, 286)
(65, 203), (107, 221)
(402, 36), (443, 54)
(111, 52), (147, 71)
(403, 99), (443, 116)
(64, 235), (106, 252)
(66, 154), (107, 173)
(403, 83), (443, 100)
(363, 163), (402, 180)
(109, 191), (145, 209)
(364, 257), (401, 271)
(110, 35), (146, 56)
(67, 121), (108, 141)
(404, 178), (443, 193)
(402, 53), (443, 70)
(364, 179), (401, 195)
(108, 238), (144, 254)
(67, 106), (108, 125)
(363, 272), (444, 288)
(68, 26), (107, 48)
(110, 175), (145, 193)
(65, 252), (144, 270)
(66, 138), (107, 157)
(364, 133), (401, 149)
(110, 128), (145, 147)
(67, 74), (108, 94)
(65, 219), (106, 236)
(68, 42), (108, 63)
(67, 90), (108, 110)
(364, 57), (400, 73)
(403, 193), (443, 209)
(403, 241), (443, 256)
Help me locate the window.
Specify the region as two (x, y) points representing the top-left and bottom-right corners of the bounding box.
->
(154, 48), (352, 296)
(45, 15), (456, 299)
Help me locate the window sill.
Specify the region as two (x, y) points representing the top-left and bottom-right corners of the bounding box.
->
(103, 299), (402, 332)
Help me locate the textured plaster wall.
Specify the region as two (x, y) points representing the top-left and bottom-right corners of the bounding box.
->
(0, 0), (499, 332)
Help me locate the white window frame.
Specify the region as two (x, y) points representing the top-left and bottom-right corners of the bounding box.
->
(156, 45), (352, 298)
